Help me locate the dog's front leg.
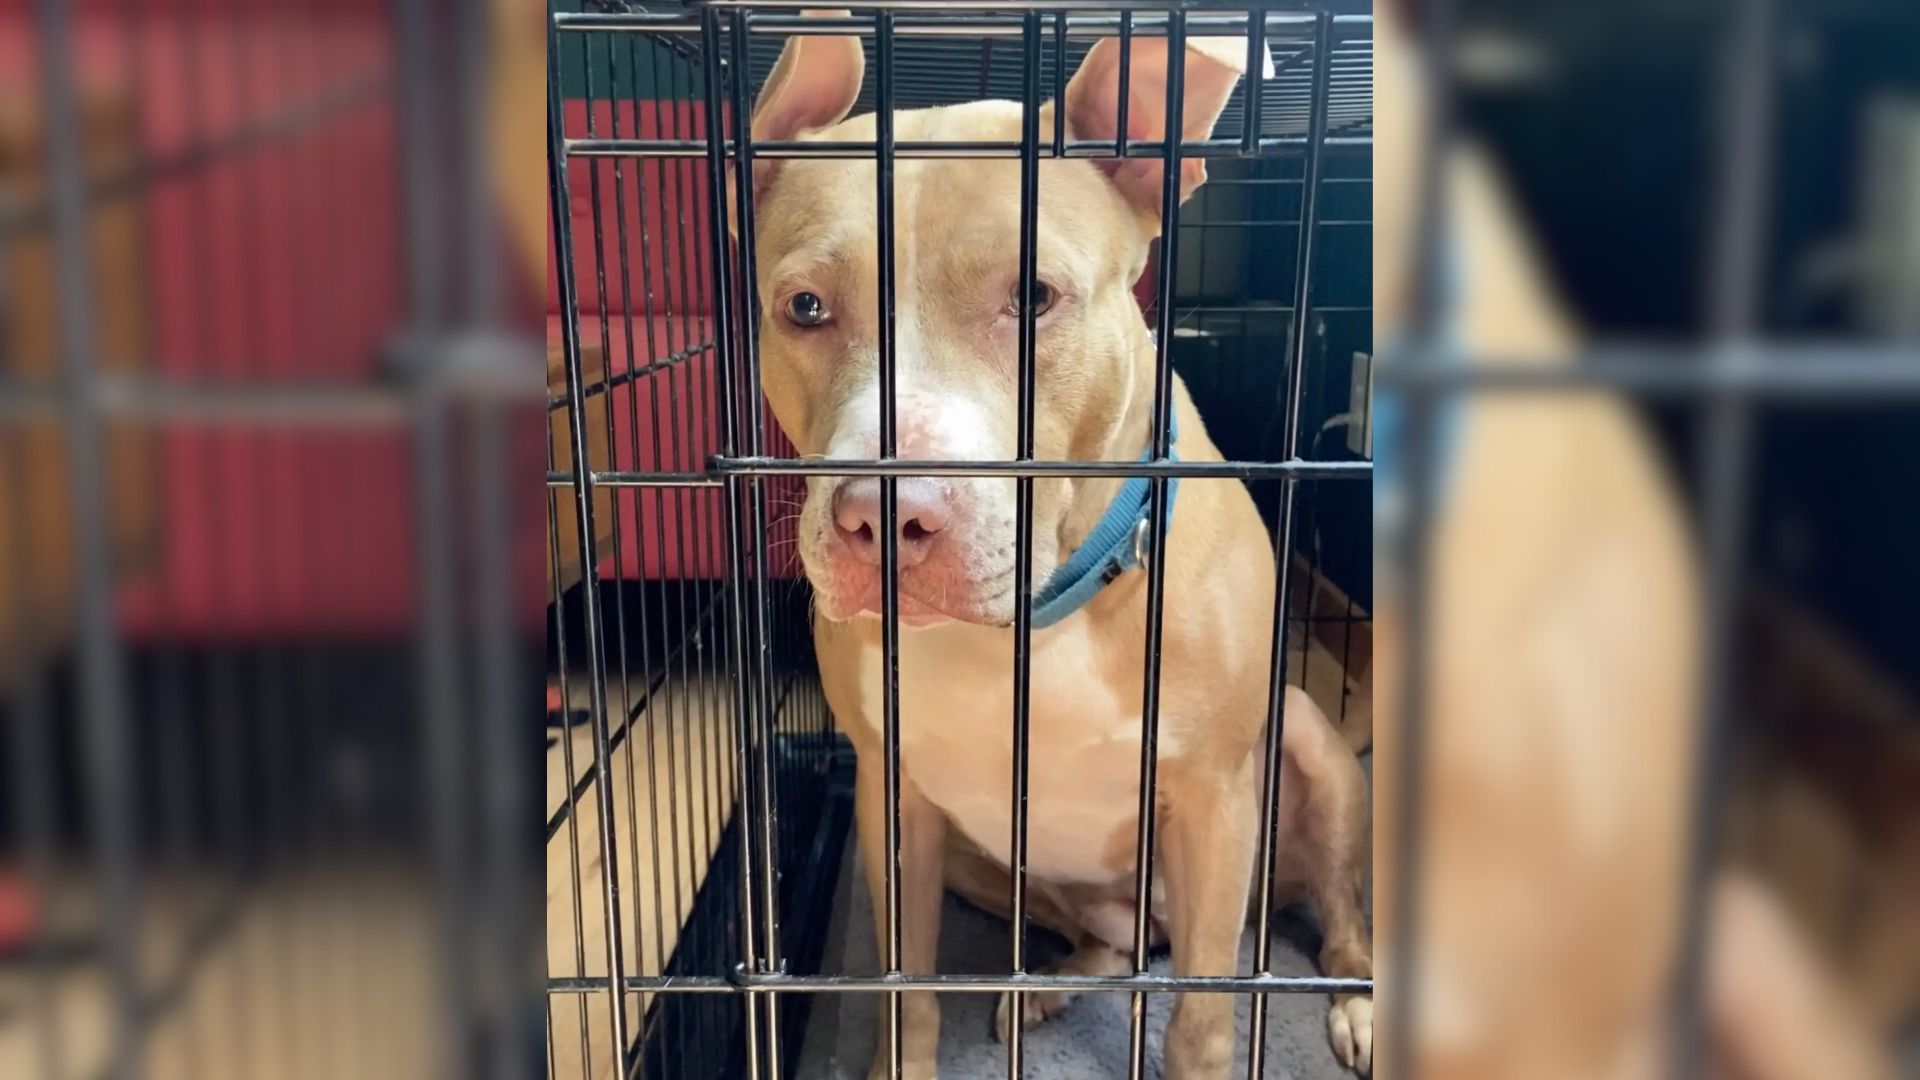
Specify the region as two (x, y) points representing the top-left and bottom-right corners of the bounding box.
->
(855, 747), (947, 1080)
(1160, 760), (1259, 1080)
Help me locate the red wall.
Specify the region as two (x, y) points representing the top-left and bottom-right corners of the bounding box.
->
(8, 12), (414, 638)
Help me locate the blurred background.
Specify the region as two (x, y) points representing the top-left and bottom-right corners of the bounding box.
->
(1378, 0), (1920, 1077)
(0, 0), (546, 1076)
(0, 0), (1916, 1078)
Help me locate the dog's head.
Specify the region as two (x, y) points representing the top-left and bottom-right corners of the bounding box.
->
(742, 17), (1256, 627)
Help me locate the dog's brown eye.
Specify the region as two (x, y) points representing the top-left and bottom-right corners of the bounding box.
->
(1008, 280), (1057, 319)
(785, 290), (831, 328)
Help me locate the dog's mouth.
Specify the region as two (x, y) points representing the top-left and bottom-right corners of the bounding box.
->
(814, 576), (1015, 629)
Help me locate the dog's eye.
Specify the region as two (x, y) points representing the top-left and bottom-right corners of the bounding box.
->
(785, 291), (832, 328)
(1007, 280), (1057, 319)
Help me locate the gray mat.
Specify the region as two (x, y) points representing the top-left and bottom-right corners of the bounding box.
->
(794, 843), (1355, 1080)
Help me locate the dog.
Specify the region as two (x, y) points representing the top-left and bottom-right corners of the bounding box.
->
(737, 14), (1374, 1080)
(1370, 3), (1900, 1077)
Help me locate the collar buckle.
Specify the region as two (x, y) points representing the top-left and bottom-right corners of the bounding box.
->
(1130, 516), (1153, 568)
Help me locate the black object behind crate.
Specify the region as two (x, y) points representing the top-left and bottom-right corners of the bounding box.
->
(639, 745), (855, 1080)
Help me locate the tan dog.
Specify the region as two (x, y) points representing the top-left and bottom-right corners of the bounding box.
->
(1371, 3), (1898, 1078)
(737, 17), (1374, 1080)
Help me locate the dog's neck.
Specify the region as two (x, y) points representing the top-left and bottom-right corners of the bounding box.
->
(1053, 327), (1166, 562)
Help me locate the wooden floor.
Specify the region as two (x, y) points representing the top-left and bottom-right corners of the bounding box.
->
(0, 868), (436, 1080)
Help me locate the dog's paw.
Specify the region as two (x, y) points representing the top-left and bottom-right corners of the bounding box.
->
(1327, 996), (1373, 1075)
(992, 988), (1075, 1043)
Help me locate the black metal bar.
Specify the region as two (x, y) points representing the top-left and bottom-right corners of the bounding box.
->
(540, 28), (592, 1069)
(1211, 175), (1370, 185)
(526, 18), (584, 1067)
(459, 0), (503, 328)
(1129, 14), (1185, 1080)
(1116, 13), (1132, 158)
(548, 471), (726, 488)
(702, 4), (768, 1068)
(697, 0), (1333, 14)
(1009, 17), (1044, 1079)
(1247, 13), (1331, 1078)
(703, 7), (770, 1076)
(550, 457), (1376, 485)
(468, 392), (526, 1080)
(1672, 0), (1776, 1076)
(548, 12), (631, 1068)
(875, 33), (905, 1080)
(0, 380), (420, 424)
(555, 11), (1353, 37)
(1384, 0), (1457, 1070)
(726, 12), (788, 1079)
(1378, 346), (1920, 396)
(1050, 11), (1068, 158)
(702, 457), (1371, 479)
(566, 135), (1372, 158)
(547, 971), (1375, 995)
(399, 0), (445, 331)
(554, 11), (704, 32)
(549, 479), (597, 1075)
(35, 2), (142, 1075)
(413, 210), (477, 1080)
(547, 342), (718, 410)
(1242, 10), (1266, 154)
(554, 459), (1368, 488)
(875, 13), (907, 1080)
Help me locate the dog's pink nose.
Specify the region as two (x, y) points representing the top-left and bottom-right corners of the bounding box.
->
(832, 477), (949, 568)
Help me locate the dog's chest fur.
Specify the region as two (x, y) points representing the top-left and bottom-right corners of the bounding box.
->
(853, 619), (1169, 885)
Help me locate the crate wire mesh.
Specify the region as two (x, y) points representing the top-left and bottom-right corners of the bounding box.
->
(546, 2), (1374, 1078)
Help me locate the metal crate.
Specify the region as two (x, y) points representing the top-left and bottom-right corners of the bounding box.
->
(546, 2), (1374, 1077)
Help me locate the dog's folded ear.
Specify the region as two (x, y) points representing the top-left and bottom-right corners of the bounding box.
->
(1063, 28), (1273, 216)
(742, 9), (866, 209)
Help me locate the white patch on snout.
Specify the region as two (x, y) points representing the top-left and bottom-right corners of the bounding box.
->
(818, 315), (1005, 463)
(804, 315), (1022, 601)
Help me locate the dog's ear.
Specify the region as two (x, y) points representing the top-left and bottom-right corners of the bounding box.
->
(1063, 31), (1270, 214)
(743, 10), (865, 207)
(752, 11), (865, 141)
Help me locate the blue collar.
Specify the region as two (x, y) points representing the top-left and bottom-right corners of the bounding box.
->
(1376, 239), (1466, 535)
(1030, 409), (1180, 629)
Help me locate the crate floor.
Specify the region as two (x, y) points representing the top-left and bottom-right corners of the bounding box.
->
(797, 826), (1369, 1080)
(547, 672), (742, 1079)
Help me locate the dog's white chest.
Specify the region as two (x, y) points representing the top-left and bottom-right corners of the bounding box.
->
(854, 622), (1165, 885)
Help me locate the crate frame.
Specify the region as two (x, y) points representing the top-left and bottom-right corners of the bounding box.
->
(547, 2), (1375, 1078)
